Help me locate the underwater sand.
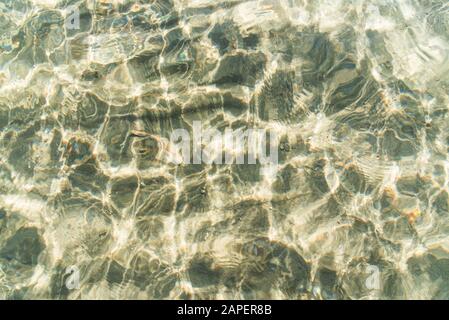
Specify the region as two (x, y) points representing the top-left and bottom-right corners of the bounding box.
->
(1, 0), (449, 299)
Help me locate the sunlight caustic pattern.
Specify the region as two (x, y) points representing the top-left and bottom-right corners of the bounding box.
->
(0, 0), (449, 299)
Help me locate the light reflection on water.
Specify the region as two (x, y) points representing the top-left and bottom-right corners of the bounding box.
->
(0, 0), (449, 299)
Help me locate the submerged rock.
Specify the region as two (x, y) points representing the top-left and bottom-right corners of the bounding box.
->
(212, 52), (266, 87)
(1, 227), (45, 266)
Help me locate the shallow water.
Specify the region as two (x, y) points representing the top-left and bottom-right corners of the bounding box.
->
(1, 0), (449, 299)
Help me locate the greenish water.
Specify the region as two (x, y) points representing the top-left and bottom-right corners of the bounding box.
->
(1, 0), (449, 299)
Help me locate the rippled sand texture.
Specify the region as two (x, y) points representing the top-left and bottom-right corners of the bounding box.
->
(1, 0), (449, 300)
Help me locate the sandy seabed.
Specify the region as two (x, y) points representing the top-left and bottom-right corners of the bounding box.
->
(1, 0), (449, 299)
